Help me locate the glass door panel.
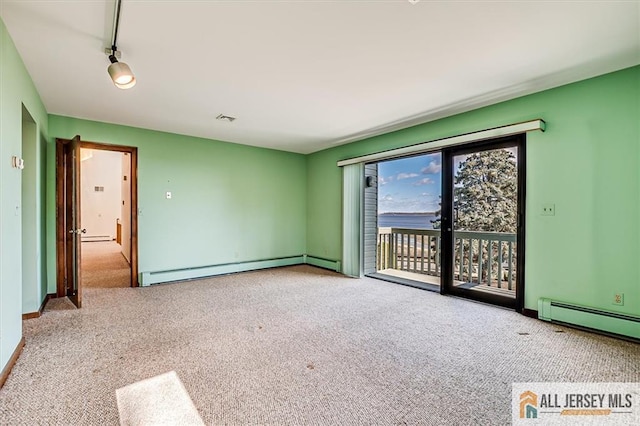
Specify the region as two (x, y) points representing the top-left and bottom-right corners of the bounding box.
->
(372, 153), (443, 291)
(442, 136), (524, 310)
(451, 147), (518, 300)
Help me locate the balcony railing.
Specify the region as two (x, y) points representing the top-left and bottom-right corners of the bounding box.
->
(377, 227), (517, 291)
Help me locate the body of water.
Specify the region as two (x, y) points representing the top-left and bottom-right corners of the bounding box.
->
(378, 213), (437, 229)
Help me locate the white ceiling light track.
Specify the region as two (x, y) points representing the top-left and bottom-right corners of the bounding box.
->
(106, 0), (136, 89)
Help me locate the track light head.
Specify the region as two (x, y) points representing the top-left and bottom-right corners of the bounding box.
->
(106, 0), (135, 89)
(107, 53), (136, 89)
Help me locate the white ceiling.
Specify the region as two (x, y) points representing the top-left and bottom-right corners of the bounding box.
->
(1, 1), (639, 154)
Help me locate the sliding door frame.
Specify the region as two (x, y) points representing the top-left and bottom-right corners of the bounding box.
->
(440, 134), (526, 312)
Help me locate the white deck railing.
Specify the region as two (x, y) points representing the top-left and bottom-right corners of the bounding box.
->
(377, 227), (517, 290)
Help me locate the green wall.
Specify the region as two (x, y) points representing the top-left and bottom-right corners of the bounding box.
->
(0, 18), (48, 369)
(47, 116), (307, 290)
(307, 66), (640, 317)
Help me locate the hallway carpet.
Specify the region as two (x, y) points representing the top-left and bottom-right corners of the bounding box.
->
(1, 266), (638, 425)
(81, 241), (130, 288)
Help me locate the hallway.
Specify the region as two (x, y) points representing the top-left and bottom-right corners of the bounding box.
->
(81, 241), (130, 288)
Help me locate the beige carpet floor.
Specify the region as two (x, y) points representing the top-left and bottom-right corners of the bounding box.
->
(1, 265), (638, 425)
(116, 371), (205, 425)
(81, 241), (130, 288)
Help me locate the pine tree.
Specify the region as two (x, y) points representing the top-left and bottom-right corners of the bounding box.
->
(453, 149), (517, 233)
(432, 149), (517, 231)
(431, 149), (518, 283)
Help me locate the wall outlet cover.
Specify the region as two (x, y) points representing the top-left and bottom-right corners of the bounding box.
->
(613, 293), (624, 306)
(541, 203), (555, 216)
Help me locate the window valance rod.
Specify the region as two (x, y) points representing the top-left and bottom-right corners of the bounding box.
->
(336, 119), (545, 167)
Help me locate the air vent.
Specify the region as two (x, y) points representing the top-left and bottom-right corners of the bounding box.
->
(216, 114), (236, 123)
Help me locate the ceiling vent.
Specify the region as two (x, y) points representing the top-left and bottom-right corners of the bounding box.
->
(216, 114), (236, 123)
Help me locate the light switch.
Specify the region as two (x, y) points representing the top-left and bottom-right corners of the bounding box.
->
(166, 191), (172, 199)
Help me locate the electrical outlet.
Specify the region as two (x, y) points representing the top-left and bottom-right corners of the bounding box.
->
(541, 203), (555, 216)
(613, 293), (624, 306)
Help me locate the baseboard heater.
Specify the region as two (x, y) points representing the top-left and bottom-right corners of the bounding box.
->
(304, 255), (342, 272)
(139, 255), (341, 286)
(538, 298), (640, 340)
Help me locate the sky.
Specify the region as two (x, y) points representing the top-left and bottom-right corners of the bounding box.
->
(378, 153), (442, 213)
(378, 147), (517, 214)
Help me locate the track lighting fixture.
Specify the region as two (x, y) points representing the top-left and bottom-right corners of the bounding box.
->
(106, 0), (136, 89)
(108, 53), (135, 89)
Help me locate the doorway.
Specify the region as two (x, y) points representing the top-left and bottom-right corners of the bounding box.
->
(21, 105), (46, 315)
(56, 137), (138, 307)
(366, 153), (443, 291)
(368, 135), (525, 311)
(80, 148), (132, 288)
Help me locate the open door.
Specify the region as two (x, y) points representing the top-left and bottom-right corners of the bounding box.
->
(56, 135), (84, 307)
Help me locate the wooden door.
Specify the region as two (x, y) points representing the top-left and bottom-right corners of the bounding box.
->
(58, 135), (84, 307)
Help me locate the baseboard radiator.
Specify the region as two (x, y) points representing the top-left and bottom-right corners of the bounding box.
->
(304, 255), (342, 272)
(538, 298), (640, 340)
(139, 255), (341, 286)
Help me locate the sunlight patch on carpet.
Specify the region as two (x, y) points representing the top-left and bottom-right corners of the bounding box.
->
(116, 371), (204, 425)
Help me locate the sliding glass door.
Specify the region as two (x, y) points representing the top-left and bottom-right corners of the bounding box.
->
(440, 135), (525, 310)
(366, 134), (525, 310)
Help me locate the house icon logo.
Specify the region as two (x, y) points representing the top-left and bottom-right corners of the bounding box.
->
(520, 390), (538, 419)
